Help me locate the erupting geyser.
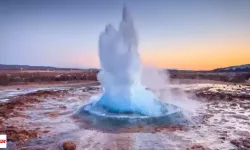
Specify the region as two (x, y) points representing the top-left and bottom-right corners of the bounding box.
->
(96, 6), (167, 116)
(79, 5), (183, 123)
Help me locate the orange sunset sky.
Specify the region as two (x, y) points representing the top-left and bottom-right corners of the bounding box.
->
(1, 0), (250, 70)
(69, 36), (250, 70)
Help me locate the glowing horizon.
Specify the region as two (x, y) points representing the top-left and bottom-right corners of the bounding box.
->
(68, 37), (250, 70)
(1, 0), (250, 70)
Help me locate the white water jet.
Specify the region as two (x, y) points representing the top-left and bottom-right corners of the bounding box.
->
(78, 5), (190, 122)
(94, 5), (173, 116)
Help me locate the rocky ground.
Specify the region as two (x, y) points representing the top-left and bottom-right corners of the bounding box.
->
(0, 80), (249, 150)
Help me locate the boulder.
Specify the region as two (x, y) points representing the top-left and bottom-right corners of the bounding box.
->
(63, 141), (76, 150)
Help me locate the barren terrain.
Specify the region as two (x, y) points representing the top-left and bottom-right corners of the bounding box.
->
(0, 78), (249, 150)
(0, 70), (98, 86)
(1, 70), (250, 87)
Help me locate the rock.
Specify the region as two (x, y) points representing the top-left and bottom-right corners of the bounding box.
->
(230, 138), (250, 149)
(230, 139), (240, 147)
(187, 144), (206, 150)
(47, 112), (59, 118)
(243, 140), (250, 148)
(240, 104), (250, 109)
(42, 130), (50, 134)
(82, 88), (88, 92)
(63, 141), (76, 150)
(17, 88), (20, 90)
(59, 105), (67, 109)
(231, 114), (249, 120)
(226, 96), (233, 101)
(230, 103), (237, 106)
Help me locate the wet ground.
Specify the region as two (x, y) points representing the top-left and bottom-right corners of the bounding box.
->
(0, 81), (250, 150)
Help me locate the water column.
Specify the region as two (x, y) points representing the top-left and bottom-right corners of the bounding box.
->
(96, 5), (166, 116)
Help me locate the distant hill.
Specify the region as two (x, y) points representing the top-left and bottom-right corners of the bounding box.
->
(213, 64), (250, 72)
(1, 63), (250, 72)
(0, 64), (93, 71)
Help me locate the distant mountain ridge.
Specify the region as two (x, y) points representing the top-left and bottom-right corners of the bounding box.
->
(213, 64), (250, 72)
(0, 64), (87, 70)
(1, 64), (250, 72)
